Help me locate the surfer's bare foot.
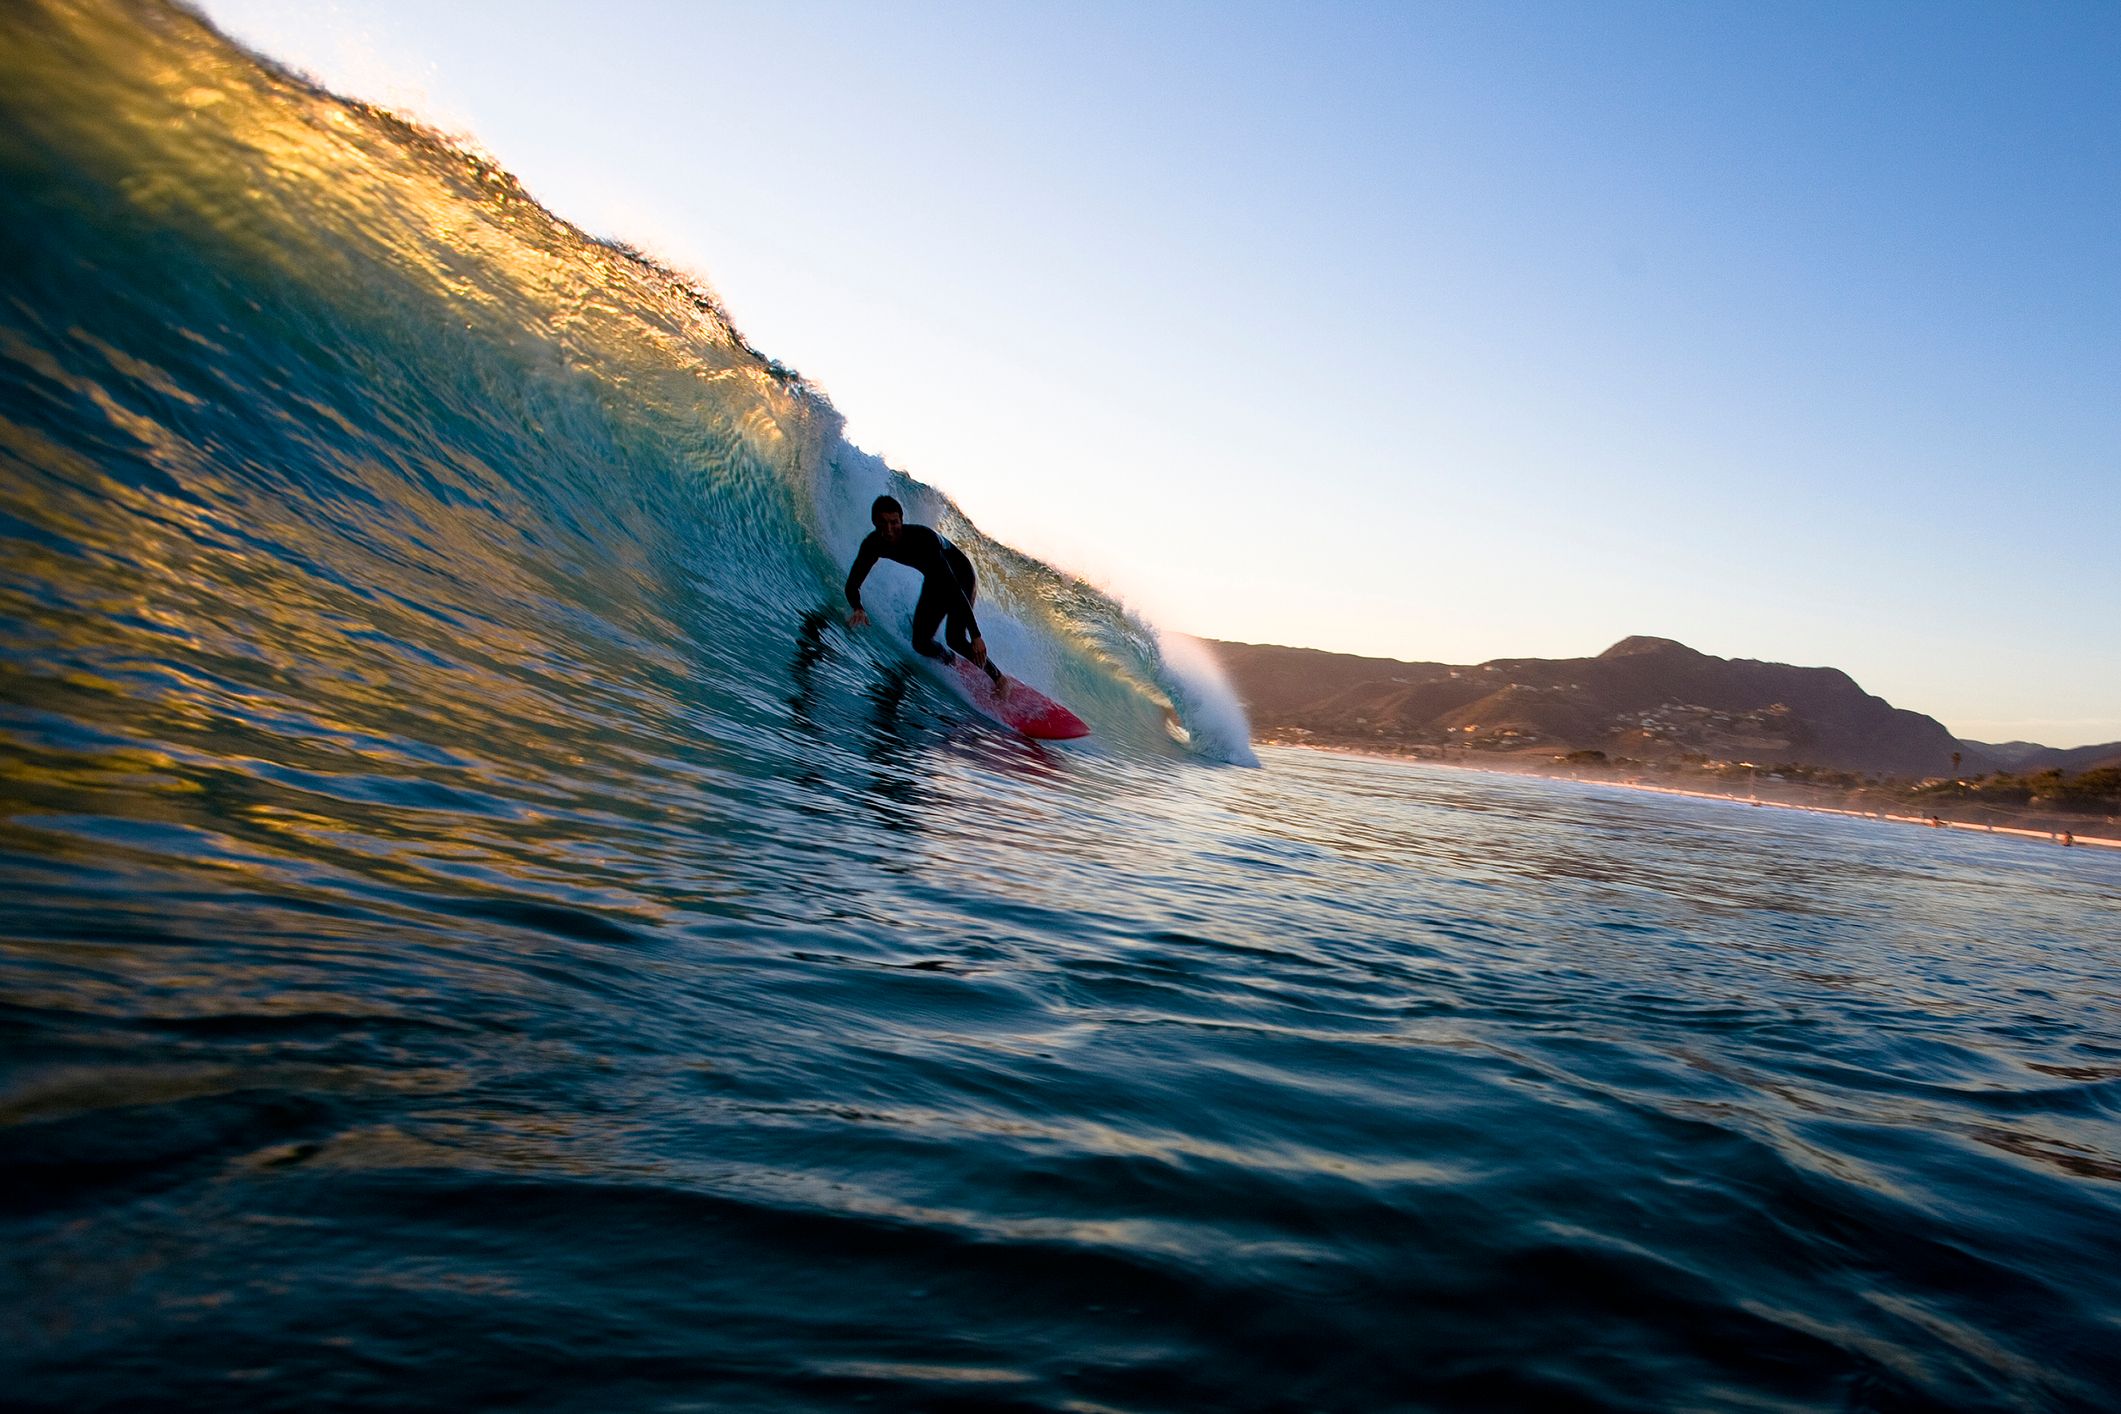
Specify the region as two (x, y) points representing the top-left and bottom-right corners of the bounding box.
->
(993, 675), (1012, 700)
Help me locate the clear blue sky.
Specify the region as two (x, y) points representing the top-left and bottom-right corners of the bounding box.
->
(200, 0), (2120, 745)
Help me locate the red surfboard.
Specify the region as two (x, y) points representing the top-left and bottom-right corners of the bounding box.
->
(943, 656), (1090, 740)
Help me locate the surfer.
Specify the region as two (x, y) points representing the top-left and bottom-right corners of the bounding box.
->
(845, 496), (1009, 695)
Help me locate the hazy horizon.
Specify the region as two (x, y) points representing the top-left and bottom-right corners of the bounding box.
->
(196, 0), (2121, 747)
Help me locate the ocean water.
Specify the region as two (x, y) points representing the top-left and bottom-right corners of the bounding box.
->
(5, 3), (2121, 1409)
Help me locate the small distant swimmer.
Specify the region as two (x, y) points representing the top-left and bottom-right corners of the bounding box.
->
(846, 495), (1009, 696)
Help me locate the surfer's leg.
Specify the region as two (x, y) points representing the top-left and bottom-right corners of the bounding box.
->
(946, 606), (1002, 688)
(943, 608), (976, 657)
(941, 550), (987, 665)
(909, 585), (953, 663)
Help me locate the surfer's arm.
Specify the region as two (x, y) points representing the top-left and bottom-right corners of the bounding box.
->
(844, 537), (880, 619)
(911, 529), (984, 642)
(931, 552), (981, 640)
(947, 585), (981, 642)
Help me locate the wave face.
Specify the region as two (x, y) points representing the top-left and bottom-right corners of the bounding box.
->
(6, 5), (2121, 1412)
(0, 0), (1251, 775)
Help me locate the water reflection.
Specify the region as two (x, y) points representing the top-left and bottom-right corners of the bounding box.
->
(786, 608), (832, 741)
(859, 665), (926, 833)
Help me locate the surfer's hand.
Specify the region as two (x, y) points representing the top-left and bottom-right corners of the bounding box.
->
(848, 609), (868, 629)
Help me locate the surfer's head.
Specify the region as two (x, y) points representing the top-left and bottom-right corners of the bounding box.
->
(870, 495), (904, 542)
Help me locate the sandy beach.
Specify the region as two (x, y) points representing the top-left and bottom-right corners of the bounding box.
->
(1280, 743), (2121, 851)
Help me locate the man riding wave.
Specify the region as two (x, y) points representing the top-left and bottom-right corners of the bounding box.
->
(845, 495), (1009, 695)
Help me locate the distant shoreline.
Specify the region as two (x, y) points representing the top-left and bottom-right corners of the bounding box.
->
(1605, 780), (2121, 850)
(1276, 743), (2121, 852)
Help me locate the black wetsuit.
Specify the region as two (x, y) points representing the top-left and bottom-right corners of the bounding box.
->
(845, 525), (1004, 681)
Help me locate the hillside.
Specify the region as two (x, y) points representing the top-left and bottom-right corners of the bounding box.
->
(1212, 635), (2121, 781)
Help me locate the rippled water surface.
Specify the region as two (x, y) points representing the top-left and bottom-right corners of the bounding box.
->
(4, 3), (2121, 1409)
(9, 742), (2121, 1411)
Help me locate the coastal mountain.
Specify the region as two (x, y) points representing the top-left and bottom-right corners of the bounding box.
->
(1955, 739), (2121, 775)
(1211, 635), (2120, 780)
